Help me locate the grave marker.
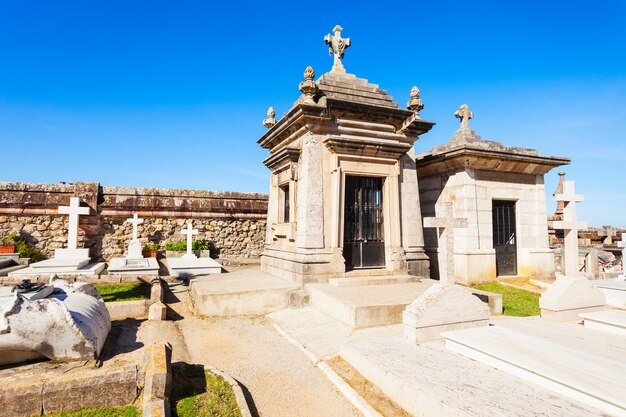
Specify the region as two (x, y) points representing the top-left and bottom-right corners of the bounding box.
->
(181, 223), (199, 259)
(552, 181), (587, 276)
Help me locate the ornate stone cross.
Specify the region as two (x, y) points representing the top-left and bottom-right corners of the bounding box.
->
(57, 197), (90, 250)
(552, 180), (587, 276)
(324, 25), (351, 73)
(181, 222), (199, 259)
(454, 104), (474, 129)
(423, 202), (468, 285)
(126, 213), (143, 241)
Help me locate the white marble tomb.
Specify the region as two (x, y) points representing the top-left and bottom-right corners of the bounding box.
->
(107, 213), (159, 275)
(166, 222), (222, 277)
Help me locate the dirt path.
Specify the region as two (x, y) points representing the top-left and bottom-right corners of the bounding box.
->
(166, 282), (361, 417)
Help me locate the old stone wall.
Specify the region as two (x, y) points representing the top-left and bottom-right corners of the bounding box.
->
(0, 182), (268, 261)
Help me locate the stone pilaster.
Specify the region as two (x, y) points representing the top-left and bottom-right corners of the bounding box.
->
(296, 134), (324, 249)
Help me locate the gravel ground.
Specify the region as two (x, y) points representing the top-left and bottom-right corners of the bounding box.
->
(168, 283), (361, 417)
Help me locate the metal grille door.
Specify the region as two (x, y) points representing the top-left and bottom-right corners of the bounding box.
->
(492, 200), (517, 276)
(343, 176), (385, 269)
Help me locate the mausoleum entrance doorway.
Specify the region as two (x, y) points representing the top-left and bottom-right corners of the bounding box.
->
(492, 199), (518, 276)
(343, 175), (385, 270)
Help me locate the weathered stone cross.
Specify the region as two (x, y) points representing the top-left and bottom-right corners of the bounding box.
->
(423, 202), (468, 285)
(57, 197), (90, 250)
(181, 222), (199, 259)
(552, 180), (587, 276)
(324, 25), (351, 73)
(126, 213), (143, 241)
(599, 226), (616, 245)
(454, 104), (474, 129)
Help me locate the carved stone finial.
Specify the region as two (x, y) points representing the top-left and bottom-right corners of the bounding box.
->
(299, 66), (318, 104)
(454, 104), (474, 129)
(407, 86), (424, 114)
(324, 25), (351, 73)
(263, 106), (276, 129)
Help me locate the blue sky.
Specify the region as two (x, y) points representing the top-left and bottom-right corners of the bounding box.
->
(0, 1), (624, 227)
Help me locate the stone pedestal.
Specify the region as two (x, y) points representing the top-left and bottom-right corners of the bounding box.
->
(403, 284), (490, 343)
(540, 276), (605, 322)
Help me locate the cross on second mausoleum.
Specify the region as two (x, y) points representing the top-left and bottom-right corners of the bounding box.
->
(57, 197), (90, 250)
(181, 222), (199, 259)
(324, 25), (351, 73)
(454, 104), (474, 129)
(552, 180), (587, 276)
(126, 213), (143, 241)
(423, 202), (468, 285)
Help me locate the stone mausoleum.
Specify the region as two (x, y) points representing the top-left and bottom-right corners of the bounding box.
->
(258, 25), (569, 285)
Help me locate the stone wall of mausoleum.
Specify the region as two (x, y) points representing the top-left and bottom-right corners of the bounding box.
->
(0, 181), (268, 261)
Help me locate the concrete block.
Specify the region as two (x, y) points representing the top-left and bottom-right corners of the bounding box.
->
(0, 378), (43, 417)
(143, 343), (171, 402)
(470, 288), (503, 315)
(42, 366), (138, 414)
(150, 278), (164, 303)
(149, 301), (167, 321)
(143, 399), (171, 417)
(106, 300), (149, 320)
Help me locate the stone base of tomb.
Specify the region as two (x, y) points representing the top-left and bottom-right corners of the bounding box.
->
(540, 276), (606, 322)
(261, 247), (413, 285)
(8, 262), (106, 277)
(165, 257), (222, 277)
(107, 257), (160, 275)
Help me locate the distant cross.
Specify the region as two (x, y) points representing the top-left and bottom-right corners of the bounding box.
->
(423, 202), (468, 285)
(552, 181), (587, 276)
(454, 104), (474, 129)
(57, 197), (90, 250)
(126, 213), (143, 241)
(618, 234), (626, 279)
(598, 226), (616, 245)
(324, 25), (351, 73)
(181, 222), (199, 259)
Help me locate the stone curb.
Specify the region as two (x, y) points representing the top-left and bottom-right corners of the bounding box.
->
(271, 323), (383, 417)
(142, 343), (172, 417)
(106, 299), (149, 320)
(206, 367), (253, 417)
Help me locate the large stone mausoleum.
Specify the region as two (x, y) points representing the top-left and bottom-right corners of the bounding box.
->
(258, 25), (569, 285)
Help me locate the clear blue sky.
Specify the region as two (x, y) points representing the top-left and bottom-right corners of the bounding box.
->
(0, 1), (624, 227)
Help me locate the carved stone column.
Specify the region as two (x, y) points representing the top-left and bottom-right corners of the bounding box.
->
(296, 134), (324, 249)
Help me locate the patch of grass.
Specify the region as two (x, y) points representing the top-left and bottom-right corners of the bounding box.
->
(45, 405), (140, 417)
(95, 282), (150, 302)
(472, 282), (541, 317)
(173, 368), (242, 417)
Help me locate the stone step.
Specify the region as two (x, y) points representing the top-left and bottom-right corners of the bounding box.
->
(306, 281), (435, 328)
(580, 310), (626, 336)
(340, 338), (604, 417)
(442, 326), (626, 417)
(189, 269), (300, 316)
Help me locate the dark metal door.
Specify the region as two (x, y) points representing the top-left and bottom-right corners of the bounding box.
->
(343, 176), (385, 269)
(492, 200), (517, 276)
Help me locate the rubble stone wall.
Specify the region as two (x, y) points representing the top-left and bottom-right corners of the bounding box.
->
(0, 182), (268, 261)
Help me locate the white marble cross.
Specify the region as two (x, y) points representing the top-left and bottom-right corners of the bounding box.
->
(552, 180), (587, 276)
(126, 213), (143, 241)
(423, 202), (468, 285)
(181, 222), (199, 259)
(324, 25), (351, 73)
(454, 104), (474, 129)
(57, 197), (90, 250)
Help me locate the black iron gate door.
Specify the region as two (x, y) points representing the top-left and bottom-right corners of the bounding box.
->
(343, 176), (385, 269)
(492, 200), (517, 276)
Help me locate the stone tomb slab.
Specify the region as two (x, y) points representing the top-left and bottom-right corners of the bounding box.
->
(107, 257), (160, 275)
(593, 278), (626, 309)
(340, 337), (604, 417)
(539, 276), (606, 322)
(9, 262), (106, 277)
(165, 257), (222, 277)
(580, 310), (626, 337)
(442, 325), (626, 417)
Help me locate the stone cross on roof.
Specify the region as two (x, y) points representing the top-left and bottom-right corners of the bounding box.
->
(181, 222), (199, 259)
(324, 25), (351, 73)
(454, 104), (474, 129)
(57, 197), (90, 250)
(126, 213), (143, 241)
(552, 180), (587, 276)
(423, 202), (468, 285)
